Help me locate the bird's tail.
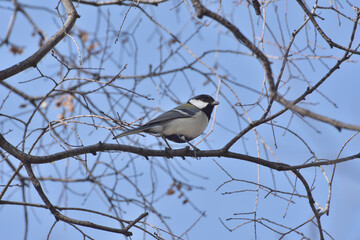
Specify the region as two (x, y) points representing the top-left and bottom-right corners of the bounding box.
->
(112, 125), (152, 139)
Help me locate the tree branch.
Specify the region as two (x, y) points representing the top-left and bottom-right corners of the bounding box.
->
(0, 132), (331, 238)
(1, 133), (359, 170)
(72, 0), (168, 6)
(0, 0), (80, 81)
(295, 0), (360, 55)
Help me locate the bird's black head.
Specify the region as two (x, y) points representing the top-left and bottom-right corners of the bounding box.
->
(188, 94), (219, 119)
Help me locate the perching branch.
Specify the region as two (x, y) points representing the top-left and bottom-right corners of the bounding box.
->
(1, 133), (360, 170)
(0, 132), (335, 239)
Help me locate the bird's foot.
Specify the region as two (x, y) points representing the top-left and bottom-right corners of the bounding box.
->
(192, 146), (200, 159)
(164, 147), (173, 159)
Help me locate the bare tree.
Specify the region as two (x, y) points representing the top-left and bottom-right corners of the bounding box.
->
(1, 0), (360, 239)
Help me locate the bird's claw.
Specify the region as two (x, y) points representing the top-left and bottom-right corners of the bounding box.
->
(164, 147), (173, 159)
(192, 147), (200, 159)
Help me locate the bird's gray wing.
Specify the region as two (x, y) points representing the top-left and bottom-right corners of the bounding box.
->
(144, 103), (196, 126)
(113, 103), (198, 139)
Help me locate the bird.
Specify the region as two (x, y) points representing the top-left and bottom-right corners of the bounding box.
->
(113, 94), (219, 149)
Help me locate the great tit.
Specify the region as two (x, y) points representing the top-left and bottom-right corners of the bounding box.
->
(113, 94), (219, 148)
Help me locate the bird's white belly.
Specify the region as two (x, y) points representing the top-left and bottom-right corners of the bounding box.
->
(162, 112), (209, 139)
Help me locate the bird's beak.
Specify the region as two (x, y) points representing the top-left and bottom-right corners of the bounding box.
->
(212, 101), (219, 106)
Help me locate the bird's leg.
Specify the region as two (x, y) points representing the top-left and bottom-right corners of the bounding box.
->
(161, 135), (172, 149)
(179, 136), (199, 159)
(161, 135), (173, 158)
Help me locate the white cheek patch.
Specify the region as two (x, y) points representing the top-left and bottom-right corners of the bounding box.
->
(189, 99), (209, 109)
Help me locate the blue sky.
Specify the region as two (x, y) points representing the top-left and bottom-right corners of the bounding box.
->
(1, 1), (360, 239)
